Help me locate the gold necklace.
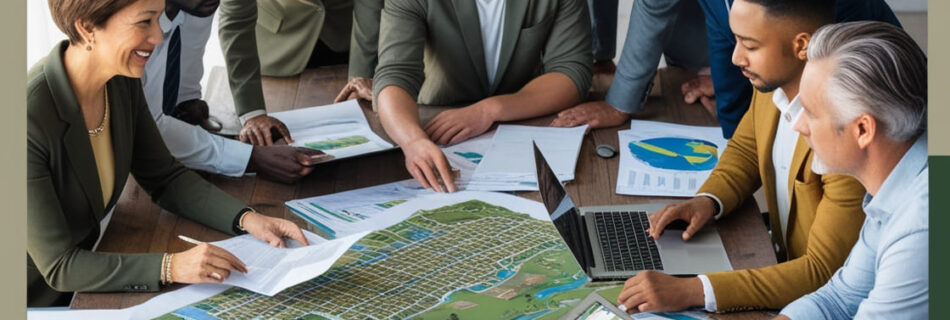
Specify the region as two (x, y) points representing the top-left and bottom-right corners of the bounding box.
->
(88, 87), (109, 136)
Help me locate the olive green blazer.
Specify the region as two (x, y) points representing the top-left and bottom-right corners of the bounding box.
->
(372, 0), (593, 106)
(218, 0), (356, 117)
(27, 42), (246, 307)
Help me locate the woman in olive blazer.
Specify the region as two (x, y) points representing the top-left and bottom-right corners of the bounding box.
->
(29, 0), (307, 307)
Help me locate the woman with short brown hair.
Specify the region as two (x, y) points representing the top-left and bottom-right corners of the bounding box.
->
(28, 0), (309, 306)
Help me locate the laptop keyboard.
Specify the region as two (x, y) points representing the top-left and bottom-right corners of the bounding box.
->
(594, 211), (663, 272)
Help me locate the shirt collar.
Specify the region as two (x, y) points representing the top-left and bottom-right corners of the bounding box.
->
(862, 134), (928, 219)
(771, 88), (803, 124)
(160, 11), (185, 34)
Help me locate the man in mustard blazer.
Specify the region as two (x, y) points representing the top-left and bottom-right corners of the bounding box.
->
(616, 0), (866, 313)
(217, 0), (374, 146)
(374, 0), (593, 192)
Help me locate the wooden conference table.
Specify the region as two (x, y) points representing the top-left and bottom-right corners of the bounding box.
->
(71, 66), (778, 319)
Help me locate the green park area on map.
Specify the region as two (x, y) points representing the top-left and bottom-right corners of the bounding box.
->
(304, 135), (370, 150)
(158, 200), (592, 320)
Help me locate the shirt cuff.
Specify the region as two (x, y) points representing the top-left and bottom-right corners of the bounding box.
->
(239, 109), (268, 125)
(216, 138), (253, 176)
(696, 192), (725, 220)
(696, 274), (718, 312)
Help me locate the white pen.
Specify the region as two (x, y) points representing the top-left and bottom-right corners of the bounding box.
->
(177, 234), (204, 245)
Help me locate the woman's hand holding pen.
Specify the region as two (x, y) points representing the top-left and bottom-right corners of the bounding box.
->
(171, 241), (248, 284)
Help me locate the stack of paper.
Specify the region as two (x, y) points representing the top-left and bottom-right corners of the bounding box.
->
(616, 120), (727, 197)
(269, 100), (395, 160)
(467, 124), (588, 191)
(286, 180), (433, 239)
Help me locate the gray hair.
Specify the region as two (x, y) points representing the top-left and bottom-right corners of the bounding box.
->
(807, 21), (927, 142)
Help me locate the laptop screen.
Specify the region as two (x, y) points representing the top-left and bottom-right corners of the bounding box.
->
(534, 142), (593, 271)
(534, 142), (574, 220)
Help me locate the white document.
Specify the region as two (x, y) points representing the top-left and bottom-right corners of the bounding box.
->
(286, 180), (434, 238)
(441, 130), (495, 189)
(28, 308), (133, 320)
(27, 283), (233, 320)
(269, 100), (395, 160)
(469, 125), (587, 191)
(616, 120), (728, 197)
(210, 230), (369, 296)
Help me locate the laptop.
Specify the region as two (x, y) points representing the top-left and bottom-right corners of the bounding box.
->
(534, 143), (732, 280)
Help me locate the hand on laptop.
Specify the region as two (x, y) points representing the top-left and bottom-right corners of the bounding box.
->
(648, 196), (717, 241)
(617, 271), (704, 313)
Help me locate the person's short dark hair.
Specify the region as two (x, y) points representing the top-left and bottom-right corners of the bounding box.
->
(740, 0), (836, 27)
(48, 0), (138, 44)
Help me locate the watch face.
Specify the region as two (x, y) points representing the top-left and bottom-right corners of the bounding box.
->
(596, 145), (617, 159)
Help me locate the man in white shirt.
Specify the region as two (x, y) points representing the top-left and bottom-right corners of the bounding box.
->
(142, 0), (328, 183)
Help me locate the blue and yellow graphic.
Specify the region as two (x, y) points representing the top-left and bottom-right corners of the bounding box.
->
(629, 137), (719, 171)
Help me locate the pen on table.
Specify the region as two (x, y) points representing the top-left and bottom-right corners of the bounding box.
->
(177, 235), (224, 280)
(178, 234), (204, 246)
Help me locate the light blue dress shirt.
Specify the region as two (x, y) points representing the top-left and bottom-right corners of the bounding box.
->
(781, 135), (929, 319)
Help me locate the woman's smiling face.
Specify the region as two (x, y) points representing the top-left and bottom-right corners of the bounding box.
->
(87, 0), (164, 78)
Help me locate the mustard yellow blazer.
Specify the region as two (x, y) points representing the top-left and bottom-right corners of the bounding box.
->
(697, 90), (866, 312)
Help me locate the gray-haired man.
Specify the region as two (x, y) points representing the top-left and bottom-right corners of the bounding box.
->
(779, 21), (928, 319)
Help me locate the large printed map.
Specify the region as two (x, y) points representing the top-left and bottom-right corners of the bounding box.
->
(158, 196), (593, 320)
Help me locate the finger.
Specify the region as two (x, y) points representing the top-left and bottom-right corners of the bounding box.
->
(418, 160), (443, 193)
(650, 206), (681, 240)
(447, 128), (472, 145)
(407, 164), (431, 189)
(647, 205), (670, 236)
(620, 290), (647, 314)
(282, 221), (309, 246)
(334, 84), (353, 103)
(203, 257), (234, 280)
(424, 115), (449, 140)
(683, 214), (707, 241)
(249, 127), (265, 146)
(208, 245), (248, 273)
(203, 264), (230, 283)
(260, 124), (275, 146)
(238, 129), (250, 143)
(294, 151), (314, 166)
(275, 122), (294, 144)
(432, 154), (456, 193)
(436, 125), (464, 145)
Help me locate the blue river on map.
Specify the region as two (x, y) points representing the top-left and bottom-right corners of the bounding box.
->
(533, 277), (588, 300)
(512, 309), (554, 320)
(173, 306), (218, 320)
(628, 137), (719, 171)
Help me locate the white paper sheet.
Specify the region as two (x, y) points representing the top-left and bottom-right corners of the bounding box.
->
(27, 283), (233, 320)
(269, 100), (395, 160)
(210, 230), (368, 296)
(616, 120), (728, 197)
(469, 125), (587, 191)
(441, 130), (495, 189)
(286, 180), (434, 238)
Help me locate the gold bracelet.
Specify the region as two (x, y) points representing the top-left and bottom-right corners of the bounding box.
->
(238, 210), (252, 231)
